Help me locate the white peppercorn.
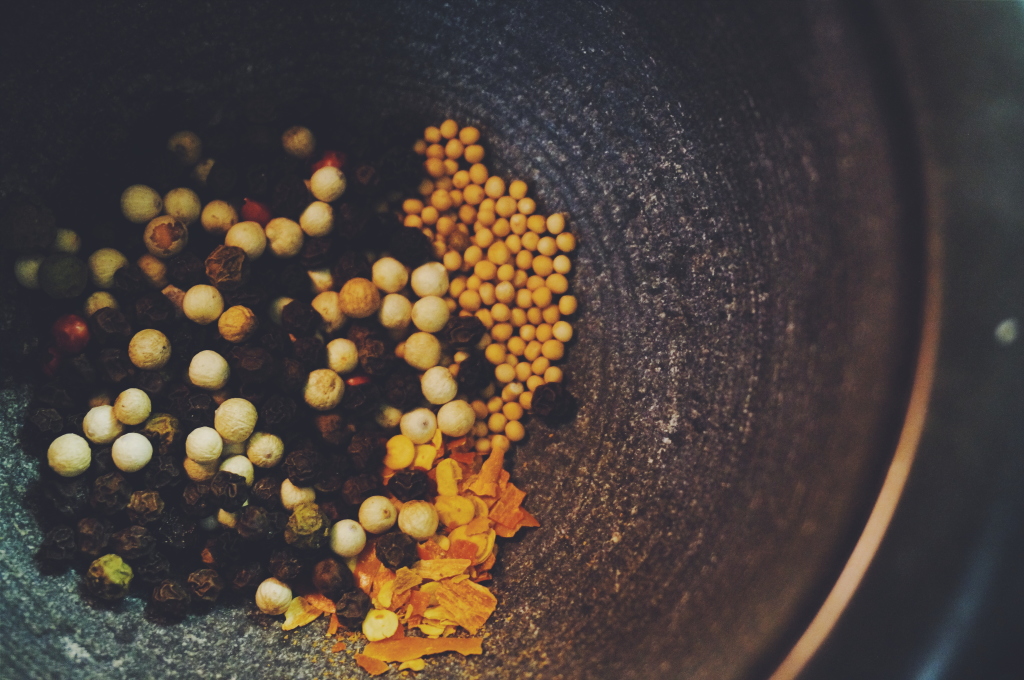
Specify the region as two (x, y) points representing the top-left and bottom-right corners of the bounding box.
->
(304, 369), (344, 411)
(299, 201), (334, 237)
(281, 126), (316, 159)
(184, 457), (219, 482)
(358, 496), (397, 534)
(143, 216), (189, 259)
(183, 284), (224, 325)
(307, 268), (334, 294)
(255, 577), (293, 615)
(83, 291), (119, 318)
(185, 426), (223, 464)
(14, 255), (44, 289)
(121, 184), (163, 224)
(218, 508), (238, 529)
(326, 338), (359, 375)
(83, 405), (124, 444)
(246, 432), (284, 468)
(437, 400), (475, 437)
(280, 478), (316, 510)
(163, 187), (202, 226)
(398, 500), (439, 540)
(128, 329), (172, 370)
(329, 519), (367, 558)
(189, 350), (230, 391)
(265, 217), (304, 258)
(219, 455), (255, 486)
(268, 296), (293, 326)
(404, 332), (441, 371)
(371, 257), (409, 294)
(421, 365), (458, 405)
(88, 248), (128, 289)
(363, 610), (400, 642)
(200, 200), (238, 236)
(224, 221), (267, 259)
(111, 432), (153, 473)
(410, 262), (449, 298)
(311, 291), (346, 334)
(375, 404), (403, 429)
(113, 388), (152, 426)
(338, 277), (380, 318)
(309, 166), (346, 202)
(47, 433), (91, 477)
(400, 408), (437, 445)
(411, 296), (450, 333)
(214, 398), (258, 443)
(137, 254), (169, 288)
(378, 293), (412, 331)
(217, 305), (258, 343)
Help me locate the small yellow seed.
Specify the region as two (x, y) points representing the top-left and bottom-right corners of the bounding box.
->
(495, 363), (515, 384)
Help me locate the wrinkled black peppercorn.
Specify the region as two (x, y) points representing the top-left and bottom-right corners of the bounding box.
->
(181, 392), (216, 429)
(261, 393), (297, 433)
(112, 264), (149, 298)
(456, 352), (492, 391)
(167, 252), (207, 289)
(258, 325), (290, 355)
(29, 407), (63, 435)
(127, 490), (165, 524)
(136, 370), (168, 398)
(227, 345), (275, 384)
(283, 448), (322, 487)
(347, 432), (385, 472)
(331, 249), (372, 285)
(91, 472), (132, 515)
(90, 446), (117, 476)
(291, 336), (325, 370)
(134, 551), (172, 584)
(181, 482), (216, 518)
(375, 531), (419, 571)
(140, 413), (182, 457)
(91, 308), (136, 345)
(187, 568), (225, 603)
(387, 226), (433, 268)
(205, 244), (249, 291)
(299, 236), (334, 270)
(440, 316), (487, 348)
(250, 475), (283, 508)
(153, 510), (199, 554)
(110, 525), (156, 561)
(278, 358), (307, 395)
(341, 474), (381, 507)
(339, 379), (378, 415)
(268, 548), (306, 582)
(383, 368), (423, 410)
(76, 517), (113, 557)
(98, 348), (136, 385)
(134, 293), (176, 330)
(34, 383), (76, 412)
(312, 557), (354, 599)
(336, 589), (372, 629)
(202, 531), (245, 568)
(388, 470), (430, 502)
(280, 300), (319, 337)
(271, 177), (309, 220)
(235, 505), (271, 541)
(148, 579), (191, 621)
(313, 454), (352, 495)
(277, 262), (311, 298)
(228, 560), (265, 592)
(530, 382), (578, 425)
(210, 471), (249, 512)
(36, 525), (76, 570)
(141, 454), (184, 490)
(313, 412), (355, 448)
(45, 476), (91, 520)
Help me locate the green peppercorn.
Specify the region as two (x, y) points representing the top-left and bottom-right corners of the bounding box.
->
(38, 253), (89, 299)
(85, 554), (133, 600)
(283, 502), (329, 550)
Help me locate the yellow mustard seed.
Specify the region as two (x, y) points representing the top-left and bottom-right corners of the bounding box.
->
(430, 189), (452, 212)
(437, 216), (456, 237)
(495, 363), (515, 383)
(544, 366), (564, 383)
(504, 353), (518, 367)
(463, 245), (483, 267)
(507, 336), (526, 356)
(510, 214), (528, 235)
(443, 251), (462, 272)
(515, 288), (533, 309)
(511, 308), (528, 326)
(420, 206), (439, 226)
(452, 170), (471, 189)
(484, 176), (506, 199)
(488, 413), (508, 433)
(458, 204), (477, 224)
(522, 232), (540, 251)
(527, 306), (544, 325)
(486, 242), (510, 265)
(464, 144), (485, 164)
(508, 180), (528, 200)
(424, 126), (442, 143)
(501, 382), (524, 402)
(492, 218), (511, 238)
(486, 396), (504, 413)
(519, 390), (534, 410)
(491, 322), (513, 342)
(556, 232), (577, 252)
(514, 362), (532, 383)
(413, 139), (428, 155)
(502, 402), (524, 421)
(471, 400), (489, 419)
(542, 339), (565, 360)
(537, 236), (558, 257)
(497, 265), (516, 284)
(425, 157), (445, 178)
(533, 255), (554, 277)
(474, 260), (497, 281)
(445, 139), (464, 159)
(463, 184), (485, 205)
(465, 275), (482, 291)
(476, 308), (494, 329)
(436, 175), (454, 191)
(485, 343), (507, 365)
(476, 210), (496, 228)
(449, 276), (468, 298)
(558, 295), (578, 315)
(442, 159), (459, 176)
(445, 297), (458, 313)
(475, 229), (495, 250)
(519, 324), (537, 342)
(491, 302), (512, 322)
(532, 287), (553, 309)
(515, 250), (534, 271)
(472, 420), (489, 438)
(525, 375), (545, 392)
(449, 189), (464, 207)
(459, 126), (480, 145)
(469, 163), (489, 185)
(505, 420), (526, 442)
(553, 320), (574, 342)
(526, 275), (545, 291)
(439, 119), (459, 139)
(547, 213), (566, 234)
(524, 340), (543, 362)
(418, 179), (435, 196)
(404, 214), (422, 228)
(527, 214), (547, 234)
(553, 254), (572, 274)
(459, 290), (482, 312)
(495, 196), (518, 218)
(532, 356), (550, 375)
(542, 305), (561, 324)
(426, 143), (445, 159)
(517, 197), (537, 215)
(536, 324), (553, 342)
(475, 438), (491, 454)
(547, 273), (569, 295)
(403, 198), (424, 214)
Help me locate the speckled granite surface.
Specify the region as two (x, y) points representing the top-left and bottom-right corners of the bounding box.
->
(0, 2), (919, 679)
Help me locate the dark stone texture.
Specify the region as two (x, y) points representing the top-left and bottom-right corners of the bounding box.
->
(0, 1), (930, 679)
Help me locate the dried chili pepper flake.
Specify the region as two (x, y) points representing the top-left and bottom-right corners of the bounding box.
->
(415, 559), (471, 581)
(417, 539), (446, 561)
(434, 578), (497, 634)
(362, 636), (484, 663)
(344, 374), (371, 387)
(354, 654), (389, 676)
(330, 639), (345, 653)
(409, 590), (430, 618)
(281, 596), (322, 630)
(392, 567), (424, 595)
(445, 541), (478, 563)
(305, 592), (337, 614)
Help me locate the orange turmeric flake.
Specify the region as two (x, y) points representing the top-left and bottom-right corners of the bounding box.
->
(353, 542), (383, 594)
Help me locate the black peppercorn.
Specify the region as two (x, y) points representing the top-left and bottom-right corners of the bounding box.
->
(261, 393), (297, 433)
(36, 525), (76, 571)
(65, 353), (98, 388)
(166, 252), (207, 289)
(97, 348), (136, 386)
(383, 368), (422, 410)
(313, 454), (352, 495)
(440, 316), (487, 349)
(278, 358), (307, 395)
(277, 262), (310, 298)
(134, 551), (172, 584)
(347, 432), (385, 472)
(29, 407), (63, 435)
(291, 336), (325, 370)
(387, 225), (433, 268)
(353, 333), (394, 376)
(388, 470), (430, 502)
(530, 383), (578, 425)
(45, 475), (91, 520)
(335, 590), (371, 630)
(311, 557), (354, 599)
(169, 324), (208, 362)
(206, 160), (239, 198)
(110, 525), (156, 561)
(271, 176), (310, 220)
(235, 505), (270, 541)
(181, 482), (216, 517)
(375, 531), (419, 571)
(90, 308), (133, 346)
(456, 352), (492, 391)
(153, 510), (199, 554)
(202, 531), (245, 568)
(127, 490), (165, 524)
(339, 379), (379, 416)
(237, 382), (269, 408)
(341, 474), (381, 507)
(250, 475), (283, 509)
(181, 392), (216, 430)
(136, 370), (168, 398)
(140, 413), (183, 457)
(141, 454), (184, 490)
(76, 517), (113, 557)
(331, 249), (372, 285)
(206, 245), (250, 291)
(34, 383), (76, 412)
(210, 471), (249, 512)
(90, 446), (117, 476)
(223, 282), (268, 309)
(228, 560), (265, 592)
(258, 325), (290, 355)
(227, 345), (275, 384)
(134, 293), (176, 330)
(148, 579), (191, 621)
(91, 472), (132, 515)
(313, 412), (355, 449)
(112, 264), (149, 299)
(299, 236), (335, 270)
(280, 300), (320, 337)
(268, 549), (306, 582)
(283, 448), (322, 487)
(187, 568), (225, 603)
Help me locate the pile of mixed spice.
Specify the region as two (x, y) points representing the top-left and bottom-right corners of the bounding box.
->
(10, 112), (576, 674)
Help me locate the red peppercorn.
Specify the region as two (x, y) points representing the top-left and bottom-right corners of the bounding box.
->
(345, 374), (371, 387)
(52, 314), (90, 355)
(240, 198), (272, 226)
(312, 150), (346, 173)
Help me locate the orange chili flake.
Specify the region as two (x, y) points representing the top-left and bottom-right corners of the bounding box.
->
(446, 541), (478, 562)
(435, 578), (498, 634)
(409, 590), (431, 618)
(305, 592), (336, 614)
(417, 539), (446, 561)
(355, 654), (390, 676)
(362, 636), (484, 663)
(326, 613), (339, 637)
(415, 558), (472, 581)
(467, 446), (505, 497)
